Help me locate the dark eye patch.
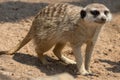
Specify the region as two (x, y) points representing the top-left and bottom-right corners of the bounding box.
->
(90, 10), (100, 17)
(104, 10), (109, 15)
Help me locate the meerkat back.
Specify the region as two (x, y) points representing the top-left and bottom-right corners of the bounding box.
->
(5, 3), (83, 57)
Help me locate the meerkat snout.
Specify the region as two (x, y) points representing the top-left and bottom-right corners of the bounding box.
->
(100, 17), (106, 22)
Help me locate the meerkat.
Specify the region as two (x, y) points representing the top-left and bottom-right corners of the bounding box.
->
(3, 3), (112, 75)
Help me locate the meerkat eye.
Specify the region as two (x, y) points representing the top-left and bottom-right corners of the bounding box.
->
(104, 10), (109, 15)
(90, 10), (100, 17)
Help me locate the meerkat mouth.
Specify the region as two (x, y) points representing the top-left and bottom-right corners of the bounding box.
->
(95, 20), (106, 24)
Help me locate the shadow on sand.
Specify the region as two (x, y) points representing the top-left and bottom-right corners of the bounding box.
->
(0, 1), (48, 22)
(99, 59), (120, 73)
(12, 53), (77, 77)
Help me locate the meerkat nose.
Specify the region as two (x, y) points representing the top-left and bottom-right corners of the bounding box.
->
(101, 17), (106, 22)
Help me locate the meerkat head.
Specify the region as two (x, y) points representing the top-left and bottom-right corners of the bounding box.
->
(80, 3), (112, 25)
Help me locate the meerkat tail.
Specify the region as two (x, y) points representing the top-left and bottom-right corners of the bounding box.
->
(6, 28), (33, 55)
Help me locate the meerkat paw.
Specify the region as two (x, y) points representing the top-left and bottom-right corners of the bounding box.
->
(38, 57), (50, 65)
(87, 70), (95, 76)
(77, 70), (89, 75)
(80, 71), (90, 76)
(41, 59), (49, 65)
(87, 70), (92, 74)
(60, 55), (76, 64)
(77, 68), (93, 76)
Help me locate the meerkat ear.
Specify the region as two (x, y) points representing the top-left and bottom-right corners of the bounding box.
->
(80, 10), (86, 19)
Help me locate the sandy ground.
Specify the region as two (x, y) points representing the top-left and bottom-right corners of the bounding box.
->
(0, 0), (120, 80)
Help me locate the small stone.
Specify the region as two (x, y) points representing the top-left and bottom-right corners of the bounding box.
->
(108, 49), (112, 52)
(103, 52), (108, 55)
(94, 60), (99, 63)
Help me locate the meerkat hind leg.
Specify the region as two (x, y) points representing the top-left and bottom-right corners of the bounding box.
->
(35, 48), (49, 65)
(35, 42), (54, 65)
(53, 43), (76, 64)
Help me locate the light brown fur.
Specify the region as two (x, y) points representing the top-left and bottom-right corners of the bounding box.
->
(4, 3), (112, 75)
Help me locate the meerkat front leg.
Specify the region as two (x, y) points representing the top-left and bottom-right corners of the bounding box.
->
(85, 27), (102, 74)
(72, 45), (89, 75)
(85, 41), (94, 74)
(53, 43), (76, 64)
